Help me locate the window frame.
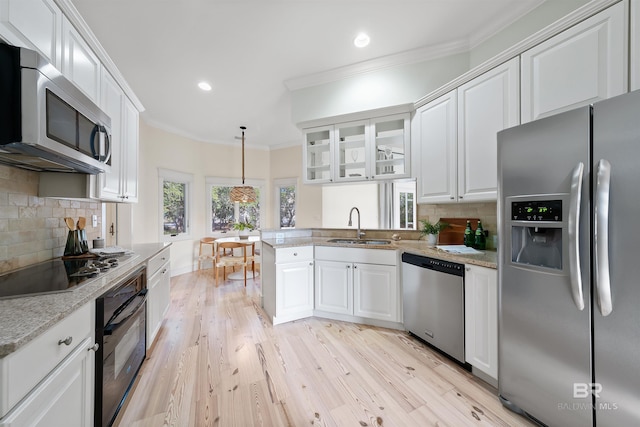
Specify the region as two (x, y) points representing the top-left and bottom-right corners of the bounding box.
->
(159, 168), (193, 242)
(274, 178), (297, 229)
(205, 177), (266, 237)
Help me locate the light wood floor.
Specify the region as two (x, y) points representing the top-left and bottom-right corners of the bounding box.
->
(115, 270), (535, 427)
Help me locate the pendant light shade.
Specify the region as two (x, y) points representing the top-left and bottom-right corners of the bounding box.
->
(230, 126), (257, 203)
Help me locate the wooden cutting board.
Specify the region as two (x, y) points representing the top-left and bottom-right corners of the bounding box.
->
(437, 217), (479, 245)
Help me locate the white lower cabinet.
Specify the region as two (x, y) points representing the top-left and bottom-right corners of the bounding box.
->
(147, 246), (171, 348)
(464, 264), (498, 381)
(0, 302), (96, 426)
(262, 245), (314, 325)
(315, 246), (400, 324)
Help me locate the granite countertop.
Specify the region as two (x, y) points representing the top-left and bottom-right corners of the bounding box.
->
(0, 242), (169, 358)
(261, 237), (497, 269)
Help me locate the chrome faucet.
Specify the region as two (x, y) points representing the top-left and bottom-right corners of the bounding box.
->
(348, 207), (365, 239)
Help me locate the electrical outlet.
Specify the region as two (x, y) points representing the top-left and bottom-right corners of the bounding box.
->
(92, 215), (98, 227)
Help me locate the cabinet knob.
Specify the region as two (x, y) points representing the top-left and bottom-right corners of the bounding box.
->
(309, 262), (313, 266)
(293, 252), (298, 256)
(354, 265), (358, 269)
(459, 196), (463, 199)
(466, 267), (471, 272)
(88, 343), (100, 352)
(161, 268), (167, 274)
(58, 336), (73, 346)
(346, 265), (351, 269)
(450, 196), (455, 200)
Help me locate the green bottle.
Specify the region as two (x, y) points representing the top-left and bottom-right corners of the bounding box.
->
(463, 220), (474, 247)
(474, 220), (486, 250)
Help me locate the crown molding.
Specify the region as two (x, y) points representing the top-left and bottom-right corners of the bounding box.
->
(284, 40), (469, 91)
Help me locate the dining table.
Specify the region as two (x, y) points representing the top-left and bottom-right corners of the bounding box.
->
(215, 235), (260, 280)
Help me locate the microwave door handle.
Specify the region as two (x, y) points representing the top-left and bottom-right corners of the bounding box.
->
(103, 129), (112, 164)
(568, 162), (585, 311)
(595, 159), (613, 316)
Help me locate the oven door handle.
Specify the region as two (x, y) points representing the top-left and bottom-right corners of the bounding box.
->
(104, 289), (147, 336)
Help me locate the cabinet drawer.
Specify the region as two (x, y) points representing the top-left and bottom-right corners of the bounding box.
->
(148, 246), (170, 275)
(275, 246), (313, 263)
(0, 302), (93, 418)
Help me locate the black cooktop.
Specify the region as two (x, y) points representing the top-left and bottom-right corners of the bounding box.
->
(0, 257), (124, 300)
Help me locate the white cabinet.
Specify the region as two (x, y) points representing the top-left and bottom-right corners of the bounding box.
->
(262, 245), (314, 325)
(0, 303), (96, 426)
(414, 58), (519, 203)
(61, 16), (101, 103)
(0, 0), (62, 68)
(303, 113), (410, 184)
(0, 337), (94, 427)
(521, 2), (627, 123)
(96, 71), (139, 203)
(314, 246), (400, 324)
(464, 265), (498, 381)
(632, 0), (640, 91)
(147, 246), (171, 347)
(457, 58), (519, 201)
(353, 263), (397, 322)
(315, 260), (353, 315)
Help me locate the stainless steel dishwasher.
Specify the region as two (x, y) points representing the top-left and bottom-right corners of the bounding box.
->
(402, 252), (466, 365)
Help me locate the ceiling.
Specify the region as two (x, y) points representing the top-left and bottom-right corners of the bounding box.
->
(70, 0), (545, 149)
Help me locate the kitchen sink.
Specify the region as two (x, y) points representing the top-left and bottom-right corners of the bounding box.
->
(327, 238), (392, 245)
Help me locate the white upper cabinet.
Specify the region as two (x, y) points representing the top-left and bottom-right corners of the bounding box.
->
(303, 125), (334, 184)
(413, 91), (457, 203)
(121, 97), (139, 202)
(303, 113), (410, 184)
(96, 71), (139, 202)
(457, 57), (519, 202)
(61, 16), (101, 103)
(414, 58), (518, 204)
(521, 2), (627, 123)
(0, 0), (62, 68)
(632, 0), (640, 91)
(98, 70), (124, 201)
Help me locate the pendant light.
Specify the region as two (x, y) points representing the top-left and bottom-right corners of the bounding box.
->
(230, 126), (257, 203)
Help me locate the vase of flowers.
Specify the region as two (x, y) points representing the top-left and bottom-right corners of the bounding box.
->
(232, 221), (254, 238)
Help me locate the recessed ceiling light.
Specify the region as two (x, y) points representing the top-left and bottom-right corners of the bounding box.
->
(354, 33), (370, 48)
(198, 81), (212, 91)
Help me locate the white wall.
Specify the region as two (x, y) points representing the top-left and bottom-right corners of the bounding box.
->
(291, 53), (469, 124)
(322, 183), (379, 229)
(131, 121), (270, 276)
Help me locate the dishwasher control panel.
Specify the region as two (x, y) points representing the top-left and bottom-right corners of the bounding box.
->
(402, 253), (464, 277)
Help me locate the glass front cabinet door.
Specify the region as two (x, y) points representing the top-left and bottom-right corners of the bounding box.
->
(334, 120), (369, 182)
(303, 125), (334, 183)
(370, 114), (410, 180)
(302, 113), (410, 184)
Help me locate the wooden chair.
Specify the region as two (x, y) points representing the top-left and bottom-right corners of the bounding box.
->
(197, 237), (216, 270)
(215, 241), (255, 287)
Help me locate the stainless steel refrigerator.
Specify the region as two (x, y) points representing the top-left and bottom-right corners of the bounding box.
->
(497, 89), (640, 427)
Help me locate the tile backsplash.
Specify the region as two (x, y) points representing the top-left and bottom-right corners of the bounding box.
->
(418, 201), (498, 241)
(0, 165), (102, 274)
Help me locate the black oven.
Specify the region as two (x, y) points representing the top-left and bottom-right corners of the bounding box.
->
(95, 266), (147, 427)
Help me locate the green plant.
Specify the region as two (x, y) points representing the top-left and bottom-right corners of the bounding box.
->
(232, 221), (254, 231)
(419, 219), (449, 236)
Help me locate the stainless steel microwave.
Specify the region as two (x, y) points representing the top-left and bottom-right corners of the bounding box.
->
(0, 43), (111, 174)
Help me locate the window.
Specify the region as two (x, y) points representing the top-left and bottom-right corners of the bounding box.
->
(393, 181), (416, 230)
(159, 168), (192, 241)
(206, 177), (265, 234)
(274, 178), (296, 228)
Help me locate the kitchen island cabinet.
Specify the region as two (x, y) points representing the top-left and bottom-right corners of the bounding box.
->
(262, 245), (314, 325)
(147, 245), (171, 348)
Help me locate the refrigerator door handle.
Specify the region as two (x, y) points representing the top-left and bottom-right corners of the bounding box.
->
(595, 159), (613, 316)
(568, 162), (585, 311)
